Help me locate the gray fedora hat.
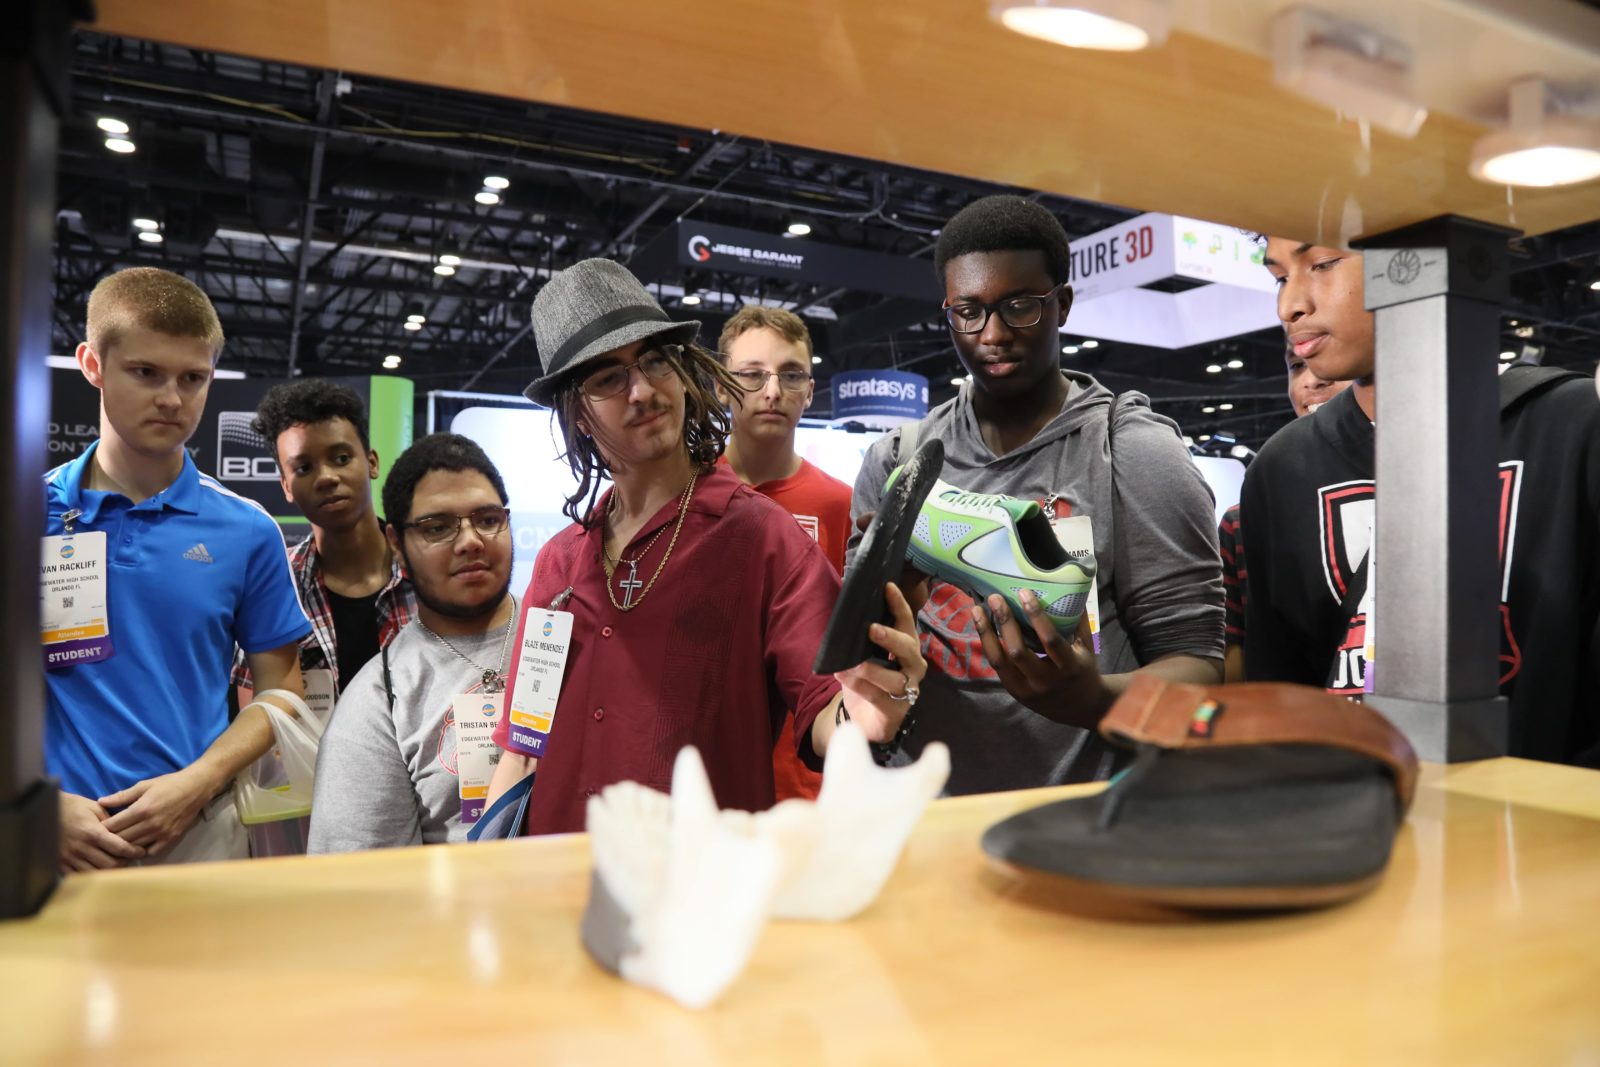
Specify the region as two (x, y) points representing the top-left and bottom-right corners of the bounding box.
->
(523, 258), (701, 407)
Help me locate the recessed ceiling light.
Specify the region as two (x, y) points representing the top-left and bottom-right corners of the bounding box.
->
(137, 231), (164, 244)
(950, 376), (965, 386)
(990, 0), (1169, 52)
(104, 136), (136, 154)
(439, 254), (462, 266)
(1269, 8), (1427, 139)
(787, 222), (812, 236)
(1226, 359), (1244, 369)
(1590, 279), (1600, 292)
(1205, 363), (1223, 374)
(403, 321), (423, 332)
(433, 264), (456, 277)
(474, 191), (501, 206)
(1230, 445), (1252, 459)
(1062, 345), (1080, 355)
(1202, 405), (1216, 414)
(1474, 141), (1600, 187)
(1081, 339), (1099, 348)
(1219, 402), (1234, 411)
(482, 176), (510, 191)
(382, 355), (402, 368)
(96, 117), (130, 135)
(1198, 434), (1212, 442)
(1470, 79), (1600, 188)
(407, 313), (426, 324)
(681, 294), (702, 306)
(811, 355), (822, 364)
(132, 217), (160, 231)
(1499, 350), (1517, 361)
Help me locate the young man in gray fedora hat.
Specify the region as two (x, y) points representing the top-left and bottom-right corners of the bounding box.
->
(485, 258), (926, 834)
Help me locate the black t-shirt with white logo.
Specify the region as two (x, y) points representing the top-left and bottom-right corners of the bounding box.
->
(1240, 369), (1600, 767)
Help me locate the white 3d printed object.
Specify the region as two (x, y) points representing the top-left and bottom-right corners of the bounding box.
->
(580, 722), (951, 1008)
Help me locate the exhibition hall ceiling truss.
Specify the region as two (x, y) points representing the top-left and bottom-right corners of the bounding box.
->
(54, 32), (1600, 448)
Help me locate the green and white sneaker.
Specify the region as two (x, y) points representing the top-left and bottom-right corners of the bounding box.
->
(892, 473), (1097, 645)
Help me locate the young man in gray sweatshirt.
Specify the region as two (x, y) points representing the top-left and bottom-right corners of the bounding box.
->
(308, 434), (518, 851)
(850, 196), (1225, 792)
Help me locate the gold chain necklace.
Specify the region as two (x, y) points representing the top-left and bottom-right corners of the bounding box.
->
(601, 472), (698, 612)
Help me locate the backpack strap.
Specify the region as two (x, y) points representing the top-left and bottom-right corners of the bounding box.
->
(1105, 391), (1128, 453)
(1097, 390), (1132, 644)
(893, 418), (922, 466)
(381, 644), (395, 714)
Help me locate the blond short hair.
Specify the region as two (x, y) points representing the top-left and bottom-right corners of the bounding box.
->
(85, 267), (225, 358)
(717, 305), (813, 363)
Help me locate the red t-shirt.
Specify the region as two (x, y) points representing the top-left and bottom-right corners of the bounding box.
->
(494, 462), (842, 835)
(718, 456), (854, 801)
(721, 457), (854, 572)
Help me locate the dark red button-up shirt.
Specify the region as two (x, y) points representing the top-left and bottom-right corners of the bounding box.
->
(494, 462), (842, 835)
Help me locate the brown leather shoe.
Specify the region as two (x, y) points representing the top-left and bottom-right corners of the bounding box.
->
(982, 676), (1419, 914)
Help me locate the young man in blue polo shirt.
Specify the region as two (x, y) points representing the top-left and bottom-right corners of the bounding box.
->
(44, 268), (311, 871)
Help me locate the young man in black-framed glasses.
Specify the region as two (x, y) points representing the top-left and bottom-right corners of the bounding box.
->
(714, 304), (855, 801)
(307, 433), (519, 852)
(716, 305), (853, 574)
(848, 194), (1226, 794)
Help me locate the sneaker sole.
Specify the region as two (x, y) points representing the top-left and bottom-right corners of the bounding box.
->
(813, 438), (945, 674)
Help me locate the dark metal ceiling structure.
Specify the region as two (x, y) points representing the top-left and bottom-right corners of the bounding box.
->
(54, 31), (1600, 449)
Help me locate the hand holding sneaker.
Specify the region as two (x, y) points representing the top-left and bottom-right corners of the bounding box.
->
(972, 589), (1115, 728)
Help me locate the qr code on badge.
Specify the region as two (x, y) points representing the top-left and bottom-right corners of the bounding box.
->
(62, 595), (74, 609)
(528, 679), (540, 693)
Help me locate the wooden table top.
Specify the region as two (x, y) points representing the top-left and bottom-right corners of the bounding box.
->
(91, 0), (1600, 243)
(3, 757), (1598, 1066)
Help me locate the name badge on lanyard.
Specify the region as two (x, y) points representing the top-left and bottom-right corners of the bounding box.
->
(505, 609), (574, 758)
(1049, 511), (1103, 655)
(41, 526), (113, 669)
(455, 692), (506, 824)
(301, 668), (337, 731)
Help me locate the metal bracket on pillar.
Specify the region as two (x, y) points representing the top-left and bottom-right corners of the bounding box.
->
(1355, 215), (1518, 763)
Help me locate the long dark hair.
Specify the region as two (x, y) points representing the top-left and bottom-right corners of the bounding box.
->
(554, 341), (746, 527)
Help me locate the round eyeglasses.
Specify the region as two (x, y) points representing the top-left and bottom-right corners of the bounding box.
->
(942, 284), (1066, 335)
(730, 368), (812, 393)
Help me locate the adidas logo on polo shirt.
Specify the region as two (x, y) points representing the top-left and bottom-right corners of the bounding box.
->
(183, 543), (215, 564)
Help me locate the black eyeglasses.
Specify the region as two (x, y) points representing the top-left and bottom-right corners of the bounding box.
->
(579, 345), (681, 401)
(730, 368), (812, 393)
(403, 506), (511, 545)
(942, 284), (1066, 335)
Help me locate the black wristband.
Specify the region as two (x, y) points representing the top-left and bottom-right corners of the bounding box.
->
(834, 697), (916, 766)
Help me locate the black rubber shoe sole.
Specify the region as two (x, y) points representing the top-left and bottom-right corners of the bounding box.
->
(813, 438), (944, 674)
(981, 744), (1401, 913)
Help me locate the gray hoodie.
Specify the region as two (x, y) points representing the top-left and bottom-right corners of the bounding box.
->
(848, 371), (1224, 792)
